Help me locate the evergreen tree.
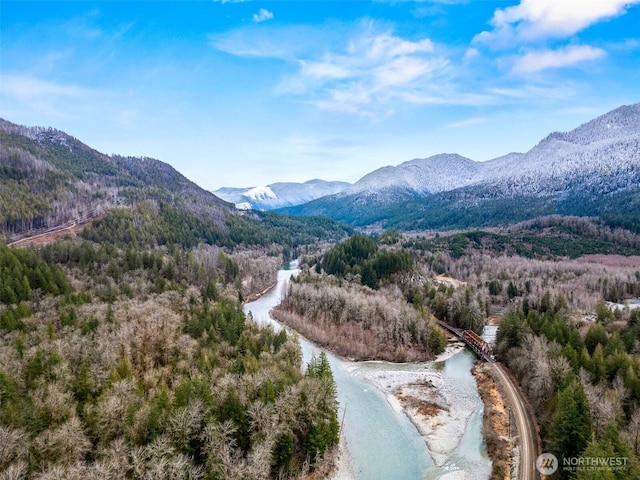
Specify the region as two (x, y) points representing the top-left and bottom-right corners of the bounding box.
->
(549, 380), (592, 478)
(576, 438), (616, 480)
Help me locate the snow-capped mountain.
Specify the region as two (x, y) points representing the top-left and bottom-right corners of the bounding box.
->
(480, 103), (640, 196)
(337, 103), (639, 199)
(214, 179), (350, 210)
(347, 154), (481, 196)
(283, 103), (640, 229)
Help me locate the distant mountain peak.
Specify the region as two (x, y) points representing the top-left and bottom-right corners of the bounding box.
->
(281, 102), (640, 229)
(346, 153), (479, 197)
(540, 103), (640, 147)
(214, 179), (350, 210)
(245, 186), (277, 201)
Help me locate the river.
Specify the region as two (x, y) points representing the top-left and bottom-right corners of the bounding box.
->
(243, 264), (491, 480)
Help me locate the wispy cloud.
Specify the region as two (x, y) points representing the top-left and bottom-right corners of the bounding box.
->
(253, 8), (273, 23)
(475, 0), (640, 45)
(288, 28), (449, 115)
(1, 73), (96, 99)
(213, 21), (464, 116)
(487, 82), (579, 102)
(447, 116), (490, 128)
(607, 38), (640, 52)
(211, 25), (324, 60)
(511, 45), (606, 74)
(0, 73), (104, 118)
(210, 8), (635, 118)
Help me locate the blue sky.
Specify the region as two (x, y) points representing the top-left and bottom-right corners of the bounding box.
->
(1, 1), (639, 190)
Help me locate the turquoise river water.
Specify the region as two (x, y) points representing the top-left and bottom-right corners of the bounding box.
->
(243, 265), (491, 480)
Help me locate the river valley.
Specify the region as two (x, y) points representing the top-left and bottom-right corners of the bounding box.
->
(243, 265), (492, 480)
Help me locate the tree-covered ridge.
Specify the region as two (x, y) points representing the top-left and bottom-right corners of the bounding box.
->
(0, 119), (351, 257)
(284, 181), (640, 232)
(0, 120), (230, 239)
(80, 202), (229, 249)
(404, 215), (640, 260)
(319, 234), (413, 289)
(78, 201), (351, 260)
(0, 122), (117, 180)
(409, 188), (640, 231)
(0, 236), (340, 479)
(0, 144), (79, 234)
(237, 211), (353, 253)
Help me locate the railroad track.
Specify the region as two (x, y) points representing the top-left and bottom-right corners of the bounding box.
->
(436, 319), (539, 479)
(7, 222), (77, 247)
(491, 362), (540, 480)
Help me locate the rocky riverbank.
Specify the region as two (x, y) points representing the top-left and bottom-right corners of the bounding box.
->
(344, 343), (483, 467)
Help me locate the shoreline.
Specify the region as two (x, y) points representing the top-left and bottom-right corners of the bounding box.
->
(328, 434), (356, 480)
(329, 342), (507, 480)
(245, 270), (494, 479)
(344, 343), (479, 467)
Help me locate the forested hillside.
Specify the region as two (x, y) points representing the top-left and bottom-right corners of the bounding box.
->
(270, 226), (640, 478)
(281, 104), (640, 230)
(0, 198), (346, 479)
(363, 227), (640, 479)
(0, 119), (351, 253)
(0, 237), (340, 479)
(0, 118), (352, 479)
(0, 118), (227, 239)
(406, 216), (640, 261)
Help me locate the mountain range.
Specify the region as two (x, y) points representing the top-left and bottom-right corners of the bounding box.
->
(0, 119), (350, 248)
(2, 102), (638, 237)
(214, 179), (350, 211)
(280, 103), (640, 229)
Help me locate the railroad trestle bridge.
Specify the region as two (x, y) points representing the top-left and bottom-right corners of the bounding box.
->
(436, 320), (493, 362)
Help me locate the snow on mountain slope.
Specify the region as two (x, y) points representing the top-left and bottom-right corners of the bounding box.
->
(345, 103), (640, 200)
(245, 186), (277, 201)
(346, 153), (480, 196)
(225, 103), (640, 223)
(281, 103), (640, 226)
(214, 179), (350, 210)
(550, 103), (640, 145)
(480, 104), (640, 196)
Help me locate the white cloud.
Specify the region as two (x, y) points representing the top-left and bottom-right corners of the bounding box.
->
(211, 25), (322, 60)
(0, 73), (105, 119)
(356, 33), (434, 60)
(214, 22), (452, 116)
(281, 28), (450, 115)
(374, 55), (440, 88)
(0, 73), (95, 99)
(463, 47), (480, 61)
(253, 8), (273, 23)
(475, 0), (640, 45)
(512, 45), (606, 74)
(487, 83), (579, 101)
(214, 19), (592, 117)
(300, 60), (352, 80)
(447, 116), (490, 128)
(398, 90), (496, 107)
